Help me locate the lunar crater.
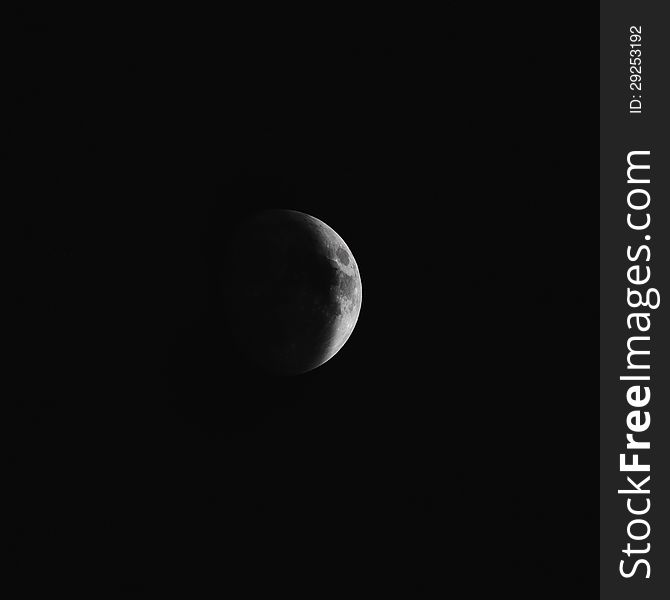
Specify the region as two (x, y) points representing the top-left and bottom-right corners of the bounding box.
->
(335, 246), (350, 265)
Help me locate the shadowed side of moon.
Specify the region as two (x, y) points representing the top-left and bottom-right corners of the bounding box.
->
(223, 210), (362, 374)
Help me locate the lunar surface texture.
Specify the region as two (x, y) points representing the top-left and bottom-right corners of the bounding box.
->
(224, 210), (362, 374)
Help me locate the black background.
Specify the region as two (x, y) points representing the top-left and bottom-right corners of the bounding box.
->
(13, 5), (597, 595)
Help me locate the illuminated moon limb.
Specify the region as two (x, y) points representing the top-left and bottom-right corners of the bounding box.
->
(298, 212), (362, 365)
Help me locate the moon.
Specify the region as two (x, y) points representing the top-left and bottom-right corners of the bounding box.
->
(223, 210), (362, 374)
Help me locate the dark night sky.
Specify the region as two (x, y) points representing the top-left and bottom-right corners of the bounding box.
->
(13, 6), (597, 596)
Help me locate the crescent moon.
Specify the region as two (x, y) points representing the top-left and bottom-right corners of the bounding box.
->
(305, 214), (362, 363)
